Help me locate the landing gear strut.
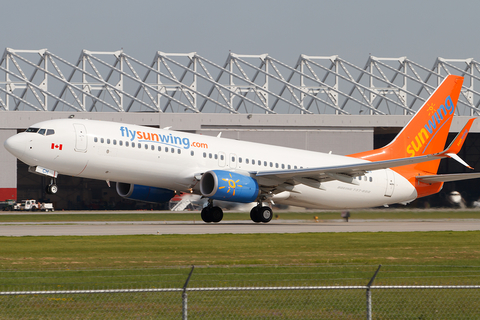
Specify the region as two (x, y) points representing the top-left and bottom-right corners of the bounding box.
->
(250, 203), (273, 223)
(46, 178), (58, 195)
(201, 199), (223, 223)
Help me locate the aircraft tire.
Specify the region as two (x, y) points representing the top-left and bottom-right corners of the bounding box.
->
(260, 207), (273, 223)
(211, 206), (223, 223)
(46, 184), (58, 195)
(201, 207), (213, 223)
(50, 184), (58, 194)
(250, 206), (262, 223)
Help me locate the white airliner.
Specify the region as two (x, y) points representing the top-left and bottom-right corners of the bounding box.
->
(4, 75), (480, 223)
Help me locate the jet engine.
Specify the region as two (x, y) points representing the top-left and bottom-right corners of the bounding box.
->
(116, 182), (175, 203)
(200, 170), (259, 203)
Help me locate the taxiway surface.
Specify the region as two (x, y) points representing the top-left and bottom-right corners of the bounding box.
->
(2, 219), (480, 236)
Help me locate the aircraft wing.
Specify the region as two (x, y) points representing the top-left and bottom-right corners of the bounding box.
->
(255, 153), (450, 178)
(253, 152), (450, 187)
(254, 118), (477, 188)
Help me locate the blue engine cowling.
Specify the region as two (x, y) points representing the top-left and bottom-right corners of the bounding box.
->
(200, 170), (259, 203)
(116, 182), (175, 203)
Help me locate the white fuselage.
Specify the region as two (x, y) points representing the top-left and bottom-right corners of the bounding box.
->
(4, 119), (417, 209)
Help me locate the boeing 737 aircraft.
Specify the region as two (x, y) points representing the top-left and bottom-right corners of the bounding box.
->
(5, 75), (480, 223)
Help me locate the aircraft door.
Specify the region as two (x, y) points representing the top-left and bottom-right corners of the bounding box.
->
(218, 152), (226, 167)
(229, 153), (237, 169)
(384, 169), (395, 197)
(73, 124), (88, 152)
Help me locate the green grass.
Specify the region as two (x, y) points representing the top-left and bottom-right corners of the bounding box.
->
(1, 232), (480, 289)
(2, 232), (480, 270)
(1, 208), (480, 222)
(1, 229), (480, 318)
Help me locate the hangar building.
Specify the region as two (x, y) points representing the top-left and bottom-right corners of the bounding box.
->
(1, 49), (480, 209)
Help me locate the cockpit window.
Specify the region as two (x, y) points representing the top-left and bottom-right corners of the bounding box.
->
(46, 129), (55, 136)
(25, 127), (40, 133)
(38, 129), (46, 135)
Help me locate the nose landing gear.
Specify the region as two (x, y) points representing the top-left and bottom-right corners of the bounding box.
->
(46, 178), (58, 195)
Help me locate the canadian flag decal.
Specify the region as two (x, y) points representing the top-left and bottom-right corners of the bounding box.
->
(51, 143), (63, 150)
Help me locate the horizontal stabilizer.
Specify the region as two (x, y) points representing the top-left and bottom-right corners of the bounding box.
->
(417, 172), (480, 183)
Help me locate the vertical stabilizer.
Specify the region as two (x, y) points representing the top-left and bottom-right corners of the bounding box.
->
(350, 75), (464, 197)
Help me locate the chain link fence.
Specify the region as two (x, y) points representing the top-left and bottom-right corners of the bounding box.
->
(2, 285), (480, 319)
(2, 265), (480, 319)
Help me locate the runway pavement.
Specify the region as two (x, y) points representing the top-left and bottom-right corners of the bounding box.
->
(1, 219), (480, 236)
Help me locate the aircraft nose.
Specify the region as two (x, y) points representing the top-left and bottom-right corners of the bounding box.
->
(4, 134), (26, 159)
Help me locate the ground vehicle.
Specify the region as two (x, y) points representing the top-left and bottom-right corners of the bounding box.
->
(13, 200), (54, 212)
(0, 199), (15, 211)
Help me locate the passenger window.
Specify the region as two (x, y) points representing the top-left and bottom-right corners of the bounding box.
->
(165, 147), (169, 152)
(203, 152), (206, 158)
(275, 163), (279, 168)
(101, 138), (104, 143)
(246, 159), (249, 164)
(191, 151), (194, 156)
(46, 129), (55, 135)
(294, 166), (297, 169)
(288, 165), (291, 169)
(151, 145), (154, 150)
(252, 160), (255, 165)
(282, 164), (285, 169)
(132, 142), (135, 147)
(94, 137), (98, 143)
(214, 154), (218, 160)
(264, 161), (267, 166)
(369, 177), (373, 182)
(107, 139), (111, 144)
(209, 153), (212, 159)
(171, 148), (174, 153)
(177, 149), (181, 154)
(145, 144), (148, 150)
(158, 146), (161, 151)
(221, 155), (224, 160)
(138, 143), (141, 149)
(119, 141), (123, 146)
(126, 141), (129, 147)
(113, 140), (117, 145)
(232, 156), (235, 162)
(270, 162), (273, 167)
(239, 157), (242, 163)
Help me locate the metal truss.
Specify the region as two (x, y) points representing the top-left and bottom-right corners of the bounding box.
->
(0, 48), (479, 115)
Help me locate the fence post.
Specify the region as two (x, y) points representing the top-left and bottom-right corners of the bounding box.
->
(366, 265), (381, 320)
(182, 265), (195, 320)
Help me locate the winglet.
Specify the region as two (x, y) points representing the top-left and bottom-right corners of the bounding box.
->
(443, 118), (476, 154)
(440, 118), (477, 169)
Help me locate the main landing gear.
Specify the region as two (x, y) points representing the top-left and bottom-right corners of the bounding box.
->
(45, 178), (58, 195)
(201, 200), (224, 223)
(250, 203), (273, 223)
(200, 200), (274, 223)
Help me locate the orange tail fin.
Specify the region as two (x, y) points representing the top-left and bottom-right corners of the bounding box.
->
(349, 75), (464, 197)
